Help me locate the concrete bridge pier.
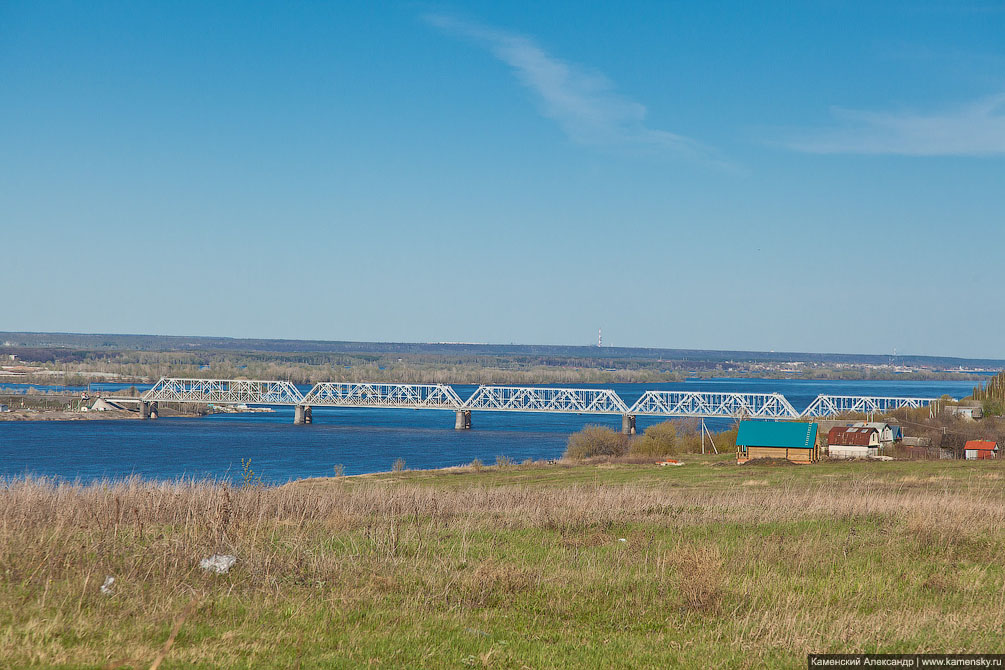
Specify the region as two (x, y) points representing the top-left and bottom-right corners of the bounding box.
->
(621, 414), (636, 435)
(294, 405), (313, 425)
(139, 401), (151, 420)
(294, 405), (314, 425)
(454, 410), (472, 430)
(149, 402), (158, 419)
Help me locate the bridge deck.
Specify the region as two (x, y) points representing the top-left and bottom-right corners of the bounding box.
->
(124, 377), (943, 420)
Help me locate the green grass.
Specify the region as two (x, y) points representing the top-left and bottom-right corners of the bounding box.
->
(345, 453), (998, 490)
(3, 458), (1005, 668)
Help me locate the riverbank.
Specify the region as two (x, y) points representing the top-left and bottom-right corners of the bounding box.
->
(0, 395), (208, 422)
(0, 407), (206, 422)
(3, 458), (1004, 668)
(0, 408), (141, 421)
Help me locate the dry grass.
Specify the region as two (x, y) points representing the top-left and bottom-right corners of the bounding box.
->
(3, 461), (1005, 668)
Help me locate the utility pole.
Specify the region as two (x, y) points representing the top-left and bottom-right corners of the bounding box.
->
(700, 419), (718, 455)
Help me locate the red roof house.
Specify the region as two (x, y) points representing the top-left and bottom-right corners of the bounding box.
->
(828, 426), (880, 447)
(964, 440), (999, 460)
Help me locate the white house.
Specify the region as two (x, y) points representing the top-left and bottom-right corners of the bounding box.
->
(827, 426), (881, 459)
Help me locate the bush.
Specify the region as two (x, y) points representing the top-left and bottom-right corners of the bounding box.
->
(630, 421), (683, 457)
(631, 422), (739, 458)
(564, 425), (631, 459)
(983, 398), (1003, 417)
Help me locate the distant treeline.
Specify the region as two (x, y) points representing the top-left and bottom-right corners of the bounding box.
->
(0, 348), (685, 385)
(0, 344), (993, 386)
(3, 331), (1004, 369)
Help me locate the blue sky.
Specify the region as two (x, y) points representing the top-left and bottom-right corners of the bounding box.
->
(2, 1), (1003, 358)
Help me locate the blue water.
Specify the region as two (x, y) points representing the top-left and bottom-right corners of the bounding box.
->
(0, 379), (979, 484)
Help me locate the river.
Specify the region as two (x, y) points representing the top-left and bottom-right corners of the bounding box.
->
(0, 378), (979, 484)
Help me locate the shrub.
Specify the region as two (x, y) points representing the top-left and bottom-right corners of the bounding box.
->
(630, 421), (682, 457)
(564, 425), (631, 459)
(631, 422), (739, 458)
(391, 458), (406, 473)
(495, 455), (514, 468)
(983, 398), (1004, 417)
(240, 458), (263, 487)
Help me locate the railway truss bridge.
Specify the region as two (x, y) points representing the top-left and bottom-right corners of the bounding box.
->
(118, 378), (944, 434)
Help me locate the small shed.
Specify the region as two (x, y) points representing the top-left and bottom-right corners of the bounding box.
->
(736, 421), (819, 464)
(828, 426), (881, 459)
(964, 440), (999, 460)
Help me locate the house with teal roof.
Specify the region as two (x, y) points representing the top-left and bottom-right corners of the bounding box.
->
(736, 421), (820, 464)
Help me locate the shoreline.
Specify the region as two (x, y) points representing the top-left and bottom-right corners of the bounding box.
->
(0, 408), (206, 422)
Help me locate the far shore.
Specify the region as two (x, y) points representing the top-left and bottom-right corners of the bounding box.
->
(0, 407), (205, 422)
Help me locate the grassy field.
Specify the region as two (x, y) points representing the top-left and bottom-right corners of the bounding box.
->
(3, 457), (1005, 668)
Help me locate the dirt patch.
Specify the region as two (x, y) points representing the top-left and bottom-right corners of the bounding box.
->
(741, 458), (795, 467)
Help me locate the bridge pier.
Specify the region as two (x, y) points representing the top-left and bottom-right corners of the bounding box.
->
(621, 414), (636, 435)
(139, 401), (151, 420)
(454, 410), (472, 430)
(149, 402), (158, 419)
(294, 405), (313, 425)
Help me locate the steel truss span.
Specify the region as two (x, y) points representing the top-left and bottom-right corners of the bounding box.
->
(142, 378), (305, 405)
(798, 394), (937, 418)
(302, 383), (464, 409)
(138, 378), (942, 420)
(629, 391), (800, 419)
(463, 386), (629, 414)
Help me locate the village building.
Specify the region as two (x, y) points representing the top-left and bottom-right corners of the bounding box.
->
(852, 421), (902, 446)
(736, 421), (819, 464)
(947, 406), (983, 420)
(963, 440), (999, 460)
(827, 426), (881, 459)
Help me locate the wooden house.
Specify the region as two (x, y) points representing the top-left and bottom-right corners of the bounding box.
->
(736, 421), (820, 464)
(964, 440), (999, 460)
